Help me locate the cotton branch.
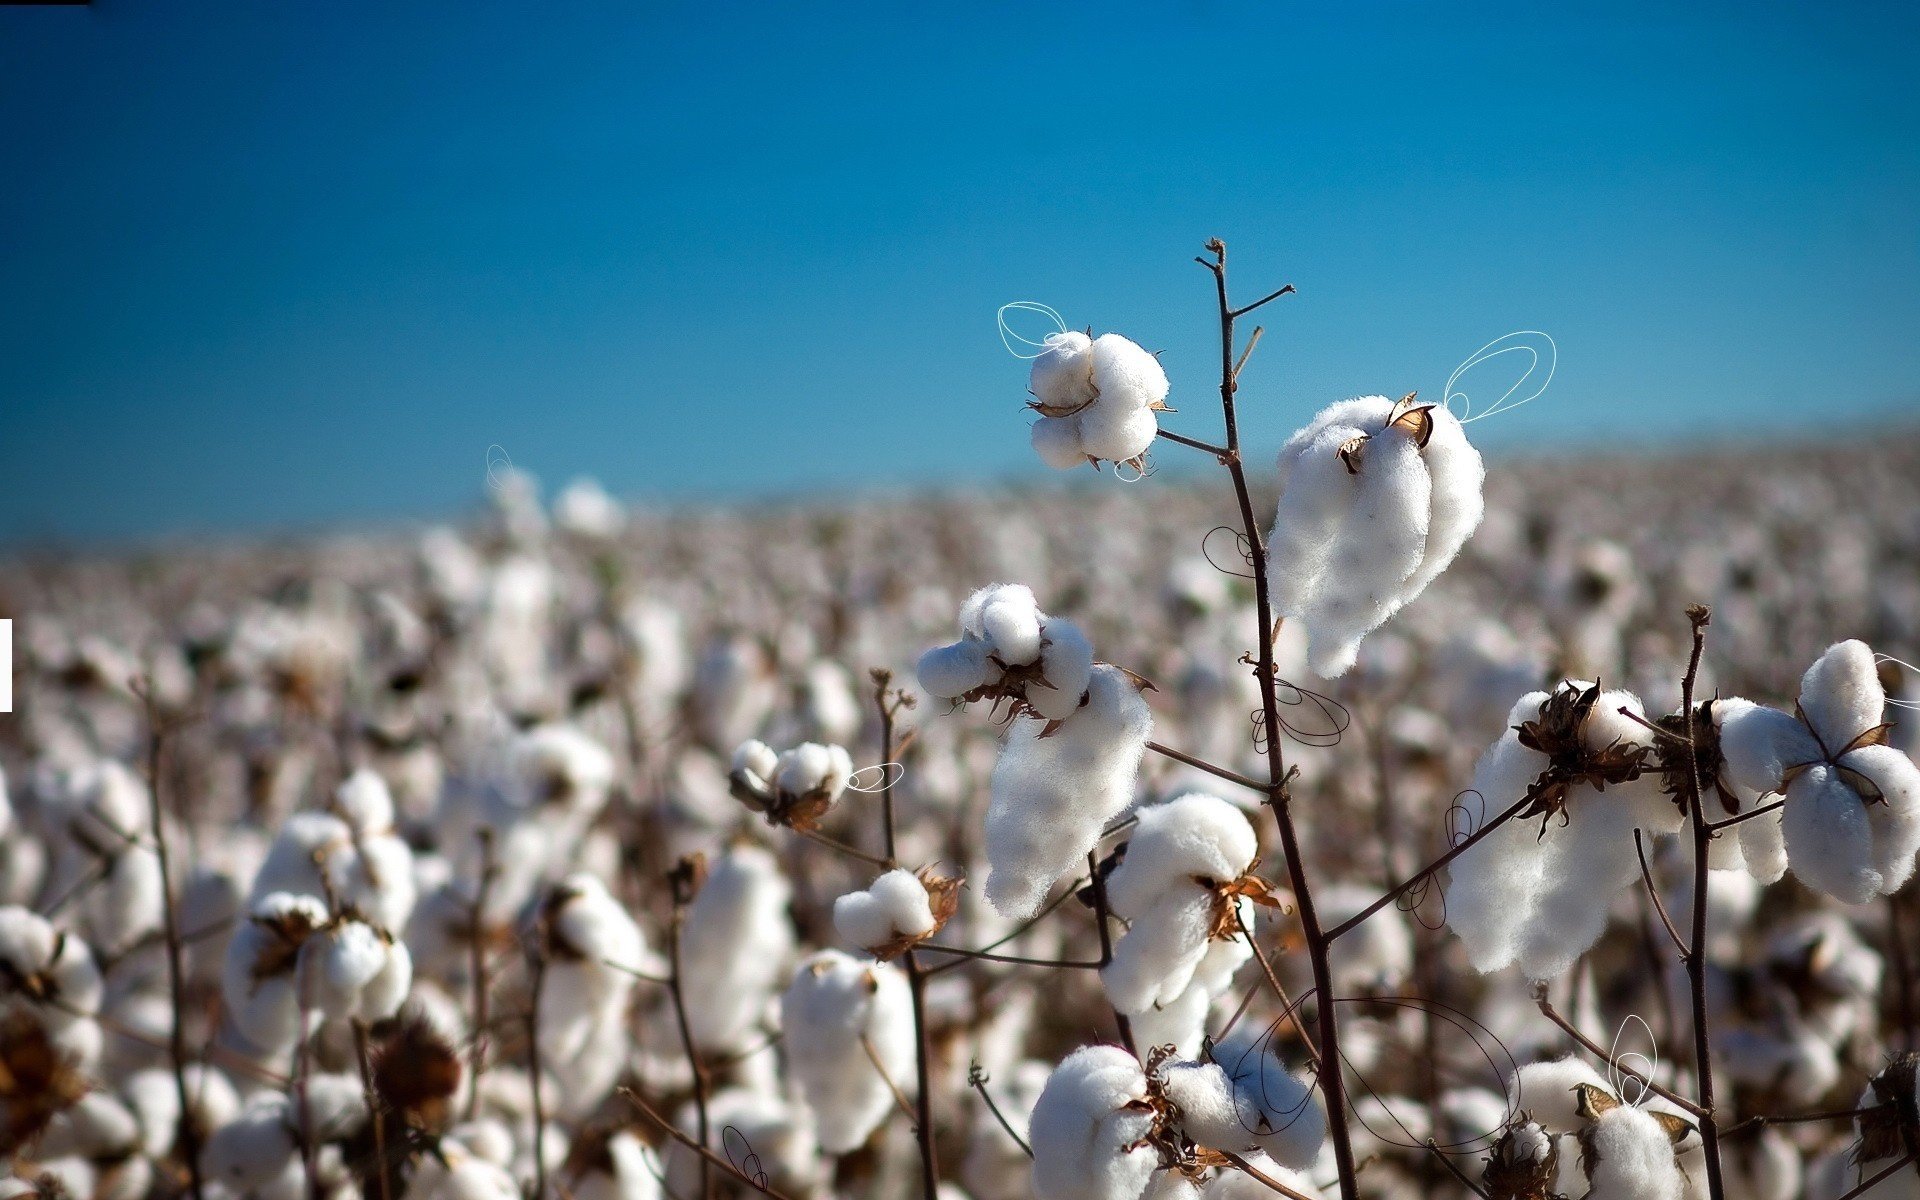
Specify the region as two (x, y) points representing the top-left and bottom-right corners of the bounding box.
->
(665, 856), (714, 1200)
(1676, 604), (1730, 1200)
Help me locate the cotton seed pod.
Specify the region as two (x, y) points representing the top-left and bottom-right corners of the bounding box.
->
(1266, 394), (1485, 677)
(728, 739), (854, 831)
(1572, 1085), (1692, 1200)
(984, 664), (1153, 919)
(1028, 1044), (1160, 1200)
(916, 583), (1095, 722)
(780, 949), (915, 1154)
(1026, 331), (1170, 472)
(1481, 1119), (1558, 1200)
(1445, 682), (1677, 980)
(1718, 639), (1920, 904)
(832, 867), (959, 960)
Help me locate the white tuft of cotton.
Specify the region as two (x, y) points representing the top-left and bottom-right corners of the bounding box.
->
(984, 664), (1153, 919)
(1028, 1045), (1159, 1200)
(680, 844), (794, 1051)
(1026, 332), (1168, 470)
(1445, 685), (1676, 979)
(1266, 396), (1485, 676)
(834, 869), (939, 953)
(1718, 640), (1920, 903)
(1159, 1030), (1324, 1169)
(1582, 1103), (1688, 1200)
(780, 949), (916, 1154)
(918, 584), (1095, 722)
(1102, 793), (1256, 1015)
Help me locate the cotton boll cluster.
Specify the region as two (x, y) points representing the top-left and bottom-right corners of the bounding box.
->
(1266, 395), (1486, 677)
(251, 768), (417, 931)
(730, 737), (855, 829)
(984, 664), (1153, 918)
(1719, 640), (1920, 903)
(1025, 331), (1170, 471)
(917, 583), (1095, 723)
(780, 949), (917, 1154)
(1157, 1031), (1324, 1169)
(1028, 1045), (1160, 1200)
(1101, 793), (1260, 1016)
(834, 867), (958, 959)
(1446, 681), (1679, 979)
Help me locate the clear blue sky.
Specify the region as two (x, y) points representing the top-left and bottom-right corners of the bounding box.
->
(2, 1), (1916, 545)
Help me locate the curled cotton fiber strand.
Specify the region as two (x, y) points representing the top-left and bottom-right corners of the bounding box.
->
(1029, 1044), (1159, 1200)
(1266, 396), (1484, 676)
(984, 664), (1153, 919)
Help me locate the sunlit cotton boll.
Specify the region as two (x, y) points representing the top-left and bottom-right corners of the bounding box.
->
(1445, 683), (1678, 980)
(1265, 395), (1485, 677)
(833, 868), (939, 955)
(1026, 331), (1169, 470)
(220, 891), (331, 1054)
(680, 844), (795, 1052)
(1718, 640), (1920, 904)
(1028, 1044), (1159, 1200)
(1101, 792), (1257, 1015)
(536, 873), (651, 1065)
(249, 769), (416, 931)
(0, 905), (105, 1066)
(984, 664), (1153, 918)
(1581, 1101), (1690, 1200)
(295, 915), (412, 1025)
(772, 742), (855, 808)
(917, 583), (1095, 722)
(1158, 1030), (1325, 1169)
(780, 949), (916, 1155)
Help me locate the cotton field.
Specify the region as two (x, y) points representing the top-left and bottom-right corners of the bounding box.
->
(5, 259), (1920, 1200)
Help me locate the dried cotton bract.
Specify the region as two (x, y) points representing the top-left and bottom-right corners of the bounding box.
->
(1266, 395), (1485, 677)
(1718, 640), (1920, 904)
(1026, 331), (1170, 472)
(1102, 793), (1265, 1016)
(917, 583), (1095, 723)
(1446, 682), (1677, 979)
(1028, 1045), (1159, 1200)
(780, 949), (915, 1154)
(984, 664), (1153, 918)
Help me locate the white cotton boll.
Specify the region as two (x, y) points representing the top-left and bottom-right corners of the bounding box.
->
(1033, 416), (1090, 470)
(128, 1064), (240, 1160)
(297, 918), (412, 1024)
(1102, 794), (1256, 1015)
(38, 1090), (141, 1159)
(1801, 640), (1885, 751)
(918, 639), (995, 699)
(731, 738), (779, 789)
(1266, 396), (1484, 677)
(781, 950), (916, 1154)
(1851, 743), (1920, 893)
(221, 892), (329, 1053)
(1782, 764), (1885, 904)
(1583, 1104), (1688, 1200)
(1506, 1058), (1610, 1134)
(30, 1158), (95, 1200)
(1029, 617), (1096, 721)
(773, 742), (853, 805)
(1030, 331), (1098, 411)
(513, 723), (616, 819)
(0, 906), (104, 1055)
(972, 585), (1044, 666)
(1089, 334), (1170, 413)
(202, 1097), (298, 1192)
(1028, 1045), (1159, 1200)
(1161, 1035), (1324, 1169)
(985, 665), (1153, 919)
(834, 869), (939, 952)
(1079, 405), (1159, 465)
(333, 768), (395, 835)
(1129, 977), (1214, 1061)
(412, 1140), (524, 1200)
(570, 1130), (662, 1200)
(680, 845), (794, 1051)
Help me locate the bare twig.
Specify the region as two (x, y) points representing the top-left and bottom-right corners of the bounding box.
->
(914, 942), (1104, 970)
(1634, 829), (1688, 958)
(967, 1065), (1033, 1158)
(1424, 1140), (1492, 1198)
(1216, 1148), (1320, 1200)
(620, 1088), (799, 1200)
(1676, 606), (1728, 1200)
(1155, 427), (1233, 460)
(1705, 798), (1783, 832)
(1533, 990), (1704, 1117)
(1085, 848), (1136, 1056)
(1322, 789), (1536, 944)
(1146, 740), (1269, 793)
(1836, 1155), (1917, 1200)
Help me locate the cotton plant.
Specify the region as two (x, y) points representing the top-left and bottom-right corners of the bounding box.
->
(779, 949), (916, 1155)
(0, 906), (105, 1070)
(1025, 330), (1171, 472)
(1100, 793), (1275, 1016)
(833, 866), (960, 960)
(1028, 1045), (1161, 1200)
(984, 662), (1154, 918)
(1718, 639), (1920, 903)
(730, 737), (856, 831)
(1446, 680), (1681, 979)
(917, 582), (1096, 723)
(220, 892), (409, 1055)
(1265, 394), (1486, 677)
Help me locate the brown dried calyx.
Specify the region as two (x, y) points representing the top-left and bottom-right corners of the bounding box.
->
(729, 769), (837, 833)
(247, 904), (328, 982)
(1783, 702), (1896, 804)
(1481, 1116), (1562, 1200)
(1655, 699), (1740, 817)
(1199, 862), (1291, 943)
(1513, 682), (1651, 838)
(0, 1011), (89, 1156)
(1855, 1051), (1920, 1166)
(867, 868), (962, 962)
(1338, 392), (1437, 475)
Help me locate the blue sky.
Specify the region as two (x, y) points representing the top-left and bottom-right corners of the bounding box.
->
(2, 1), (1916, 544)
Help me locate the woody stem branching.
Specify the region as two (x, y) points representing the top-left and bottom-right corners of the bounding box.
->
(1677, 605), (1729, 1200)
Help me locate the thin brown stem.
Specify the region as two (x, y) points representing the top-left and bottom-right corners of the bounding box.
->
(524, 941), (550, 1200)
(968, 1065), (1034, 1158)
(1146, 740), (1269, 793)
(1235, 907), (1318, 1066)
(666, 881), (713, 1200)
(796, 826), (893, 869)
(1705, 798), (1783, 832)
(914, 942), (1103, 969)
(1425, 1140), (1492, 1198)
(1322, 790), (1535, 944)
(1201, 238), (1357, 1198)
(1677, 607), (1727, 1200)
(1533, 991), (1704, 1116)
(1155, 427), (1233, 460)
(1634, 829), (1689, 958)
(139, 685), (205, 1200)
(619, 1088), (800, 1200)
(1837, 1155), (1917, 1200)
(1086, 849), (1135, 1056)
(1216, 1149), (1319, 1200)
(1721, 1105), (1879, 1137)
(922, 879), (1087, 978)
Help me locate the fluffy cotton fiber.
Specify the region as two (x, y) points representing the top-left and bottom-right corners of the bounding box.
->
(1028, 1045), (1160, 1200)
(917, 583), (1095, 722)
(1026, 332), (1170, 470)
(780, 949), (915, 1154)
(1158, 1030), (1325, 1169)
(834, 868), (938, 954)
(1102, 793), (1257, 1015)
(1266, 396), (1485, 677)
(984, 664), (1153, 918)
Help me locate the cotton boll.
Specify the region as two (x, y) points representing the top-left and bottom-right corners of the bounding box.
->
(0, 906), (104, 1064)
(569, 1130), (662, 1200)
(1033, 416), (1090, 471)
(680, 845), (794, 1051)
(1505, 1058), (1610, 1134)
(537, 874), (648, 1066)
(985, 665), (1153, 918)
(552, 477), (625, 540)
(1266, 396), (1485, 677)
(1028, 1045), (1159, 1200)
(1030, 332), (1098, 412)
(1581, 1103), (1688, 1200)
(1102, 794), (1257, 1014)
(1161, 1032), (1324, 1169)
(127, 1064), (241, 1160)
(1029, 617), (1095, 721)
(772, 742), (854, 808)
(1089, 334), (1170, 414)
(411, 1139), (524, 1200)
(975, 586), (1044, 666)
(919, 638), (996, 699)
(1079, 405), (1159, 466)
(730, 739), (779, 791)
(221, 892), (329, 1054)
(834, 869), (940, 955)
(202, 1096), (298, 1192)
(781, 950), (916, 1154)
